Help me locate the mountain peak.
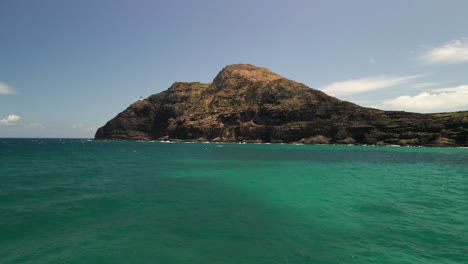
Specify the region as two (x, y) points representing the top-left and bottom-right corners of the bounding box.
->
(213, 64), (284, 88)
(96, 64), (468, 147)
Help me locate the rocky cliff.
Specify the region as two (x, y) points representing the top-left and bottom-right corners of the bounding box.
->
(95, 64), (468, 147)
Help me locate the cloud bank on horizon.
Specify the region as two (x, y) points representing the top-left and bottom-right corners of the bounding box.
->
(380, 85), (468, 113)
(320, 38), (468, 113)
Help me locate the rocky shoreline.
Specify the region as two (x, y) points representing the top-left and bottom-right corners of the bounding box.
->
(96, 64), (468, 147)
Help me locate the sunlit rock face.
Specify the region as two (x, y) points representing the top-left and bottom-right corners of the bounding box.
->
(96, 64), (468, 147)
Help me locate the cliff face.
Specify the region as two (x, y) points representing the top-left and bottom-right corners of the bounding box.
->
(95, 64), (468, 147)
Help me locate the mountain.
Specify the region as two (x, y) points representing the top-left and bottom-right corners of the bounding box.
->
(95, 64), (468, 147)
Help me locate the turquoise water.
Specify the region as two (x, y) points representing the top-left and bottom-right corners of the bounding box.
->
(1, 139), (467, 263)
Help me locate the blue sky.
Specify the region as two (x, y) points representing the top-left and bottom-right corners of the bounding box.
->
(1, 0), (468, 138)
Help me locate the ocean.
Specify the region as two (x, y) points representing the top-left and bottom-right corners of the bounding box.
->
(1, 139), (467, 263)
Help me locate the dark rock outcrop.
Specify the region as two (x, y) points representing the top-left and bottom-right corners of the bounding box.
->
(95, 64), (468, 147)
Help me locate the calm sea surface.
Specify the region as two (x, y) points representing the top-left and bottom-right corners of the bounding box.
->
(0, 139), (467, 263)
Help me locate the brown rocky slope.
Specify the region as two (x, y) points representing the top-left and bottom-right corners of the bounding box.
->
(95, 64), (468, 147)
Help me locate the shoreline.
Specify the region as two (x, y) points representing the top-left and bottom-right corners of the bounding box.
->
(93, 138), (468, 148)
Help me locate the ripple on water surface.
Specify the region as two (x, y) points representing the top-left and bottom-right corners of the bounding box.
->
(0, 139), (467, 263)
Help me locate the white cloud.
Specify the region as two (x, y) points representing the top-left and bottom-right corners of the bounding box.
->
(0, 82), (15, 95)
(0, 114), (21, 125)
(430, 85), (468, 93)
(321, 74), (424, 97)
(420, 38), (468, 65)
(368, 57), (377, 64)
(380, 85), (468, 113)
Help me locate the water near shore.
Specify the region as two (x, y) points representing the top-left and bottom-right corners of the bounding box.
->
(1, 139), (467, 263)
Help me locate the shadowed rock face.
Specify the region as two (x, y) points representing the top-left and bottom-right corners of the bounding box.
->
(95, 64), (468, 147)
